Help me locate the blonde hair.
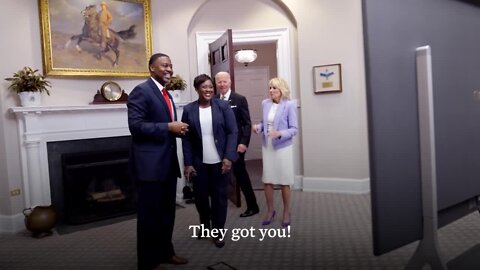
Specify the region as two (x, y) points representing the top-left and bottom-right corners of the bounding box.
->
(269, 77), (291, 100)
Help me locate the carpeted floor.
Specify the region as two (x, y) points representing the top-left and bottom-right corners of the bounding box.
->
(1, 191), (480, 269)
(245, 159), (263, 190)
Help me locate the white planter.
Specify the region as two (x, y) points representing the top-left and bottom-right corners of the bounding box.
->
(169, 90), (182, 103)
(18, 92), (42, 107)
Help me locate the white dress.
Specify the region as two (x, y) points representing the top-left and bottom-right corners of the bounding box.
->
(262, 103), (294, 185)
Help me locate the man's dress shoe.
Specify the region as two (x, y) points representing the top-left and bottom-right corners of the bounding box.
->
(168, 255), (188, 265)
(240, 208), (259, 217)
(213, 238), (225, 248)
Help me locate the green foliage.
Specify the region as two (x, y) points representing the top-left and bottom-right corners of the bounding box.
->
(5, 67), (51, 95)
(166, 74), (187, 91)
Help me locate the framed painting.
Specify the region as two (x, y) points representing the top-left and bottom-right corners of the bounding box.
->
(38, 0), (152, 77)
(313, 63), (342, 93)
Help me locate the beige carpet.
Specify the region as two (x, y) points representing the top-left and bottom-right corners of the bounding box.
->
(1, 191), (480, 269)
(245, 159), (263, 190)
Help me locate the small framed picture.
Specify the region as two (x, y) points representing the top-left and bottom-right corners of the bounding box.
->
(313, 63), (342, 93)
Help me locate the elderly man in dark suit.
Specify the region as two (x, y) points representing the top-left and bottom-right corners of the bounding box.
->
(214, 71), (260, 218)
(128, 53), (189, 270)
(182, 74), (238, 248)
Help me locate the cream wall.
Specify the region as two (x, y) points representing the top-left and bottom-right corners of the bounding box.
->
(0, 92), (9, 215)
(0, 0), (146, 220)
(0, 0), (43, 219)
(0, 0), (369, 226)
(283, 0), (370, 192)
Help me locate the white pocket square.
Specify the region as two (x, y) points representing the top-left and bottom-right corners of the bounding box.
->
(230, 105), (237, 108)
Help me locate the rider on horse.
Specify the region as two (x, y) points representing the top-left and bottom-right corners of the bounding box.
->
(98, 2), (113, 51)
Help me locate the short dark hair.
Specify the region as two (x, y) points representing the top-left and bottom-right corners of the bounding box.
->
(148, 53), (169, 66)
(193, 74), (212, 89)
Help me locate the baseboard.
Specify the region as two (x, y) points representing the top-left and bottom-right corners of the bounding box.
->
(293, 175), (303, 190)
(0, 213), (26, 233)
(176, 193), (183, 203)
(302, 176), (370, 194)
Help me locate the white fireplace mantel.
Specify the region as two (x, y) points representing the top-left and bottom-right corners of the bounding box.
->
(6, 103), (188, 233)
(10, 104), (187, 212)
(10, 104), (131, 208)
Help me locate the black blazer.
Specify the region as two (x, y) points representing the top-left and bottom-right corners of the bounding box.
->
(215, 92), (252, 147)
(127, 78), (181, 182)
(181, 98), (238, 168)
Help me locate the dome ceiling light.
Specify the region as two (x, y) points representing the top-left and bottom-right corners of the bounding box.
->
(234, 49), (257, 66)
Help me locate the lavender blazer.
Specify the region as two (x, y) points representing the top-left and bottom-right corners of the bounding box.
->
(256, 98), (298, 149)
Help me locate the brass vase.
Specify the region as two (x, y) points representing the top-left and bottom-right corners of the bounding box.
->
(23, 205), (56, 237)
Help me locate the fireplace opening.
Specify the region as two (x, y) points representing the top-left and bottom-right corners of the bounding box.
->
(48, 136), (135, 226)
(62, 150), (136, 224)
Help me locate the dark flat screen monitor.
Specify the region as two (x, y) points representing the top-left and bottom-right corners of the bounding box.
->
(363, 0), (480, 255)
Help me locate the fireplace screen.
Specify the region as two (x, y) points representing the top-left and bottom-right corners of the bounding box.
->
(62, 150), (136, 224)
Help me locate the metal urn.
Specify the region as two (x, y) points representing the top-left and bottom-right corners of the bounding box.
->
(23, 205), (56, 237)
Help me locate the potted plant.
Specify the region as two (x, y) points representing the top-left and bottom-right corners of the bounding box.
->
(5, 66), (51, 107)
(166, 74), (187, 91)
(166, 74), (187, 103)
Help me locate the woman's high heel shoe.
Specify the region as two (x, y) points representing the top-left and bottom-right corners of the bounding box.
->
(262, 210), (276, 226)
(281, 214), (291, 228)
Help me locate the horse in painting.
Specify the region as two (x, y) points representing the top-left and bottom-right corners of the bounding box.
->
(64, 5), (136, 67)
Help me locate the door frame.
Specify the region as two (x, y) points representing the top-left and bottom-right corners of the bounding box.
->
(196, 28), (302, 190)
(196, 28), (292, 89)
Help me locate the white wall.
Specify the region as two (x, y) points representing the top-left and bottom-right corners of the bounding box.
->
(0, 0), (369, 220)
(0, 87), (10, 215)
(0, 1), (147, 217)
(283, 0), (370, 192)
(0, 0), (43, 216)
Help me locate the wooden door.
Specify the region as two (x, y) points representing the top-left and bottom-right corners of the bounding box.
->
(235, 66), (270, 160)
(209, 29), (235, 93)
(208, 29), (241, 207)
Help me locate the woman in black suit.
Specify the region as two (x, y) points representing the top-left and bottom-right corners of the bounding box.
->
(182, 74), (238, 248)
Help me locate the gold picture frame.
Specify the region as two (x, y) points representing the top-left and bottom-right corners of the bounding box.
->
(313, 63), (342, 93)
(38, 0), (152, 77)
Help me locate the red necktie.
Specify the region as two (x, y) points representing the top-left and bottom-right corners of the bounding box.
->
(162, 88), (173, 120)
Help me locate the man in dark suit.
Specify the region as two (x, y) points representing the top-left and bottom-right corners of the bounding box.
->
(214, 71), (259, 217)
(127, 53), (189, 270)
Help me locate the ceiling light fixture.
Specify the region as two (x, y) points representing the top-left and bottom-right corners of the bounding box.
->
(234, 49), (257, 66)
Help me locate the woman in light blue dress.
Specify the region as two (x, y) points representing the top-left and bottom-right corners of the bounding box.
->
(253, 77), (298, 227)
